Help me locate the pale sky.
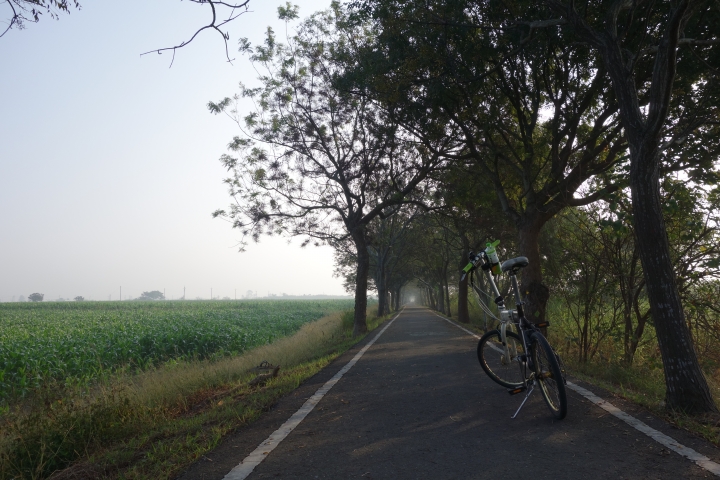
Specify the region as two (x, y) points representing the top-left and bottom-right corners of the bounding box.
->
(0, 0), (349, 301)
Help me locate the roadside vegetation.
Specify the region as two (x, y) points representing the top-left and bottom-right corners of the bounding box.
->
(0, 299), (352, 401)
(0, 302), (384, 479)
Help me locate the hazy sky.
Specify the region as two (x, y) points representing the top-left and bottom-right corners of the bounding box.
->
(0, 0), (349, 301)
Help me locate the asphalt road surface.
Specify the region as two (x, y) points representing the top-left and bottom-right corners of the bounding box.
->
(177, 306), (720, 479)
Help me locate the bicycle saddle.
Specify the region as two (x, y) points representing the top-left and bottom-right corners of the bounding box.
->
(501, 256), (529, 273)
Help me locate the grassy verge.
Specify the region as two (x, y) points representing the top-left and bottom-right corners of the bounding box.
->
(563, 357), (720, 447)
(0, 309), (387, 480)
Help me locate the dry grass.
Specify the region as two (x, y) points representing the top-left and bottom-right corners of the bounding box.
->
(120, 311), (349, 409)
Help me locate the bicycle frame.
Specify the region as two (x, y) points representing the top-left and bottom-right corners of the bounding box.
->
(468, 251), (542, 390)
(467, 245), (566, 419)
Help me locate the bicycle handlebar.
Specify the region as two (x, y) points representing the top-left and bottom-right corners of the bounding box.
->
(460, 240), (501, 281)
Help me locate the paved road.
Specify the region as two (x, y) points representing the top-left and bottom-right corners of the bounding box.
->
(178, 307), (720, 479)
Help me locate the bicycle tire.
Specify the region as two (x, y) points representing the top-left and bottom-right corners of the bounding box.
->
(477, 329), (526, 388)
(531, 332), (568, 419)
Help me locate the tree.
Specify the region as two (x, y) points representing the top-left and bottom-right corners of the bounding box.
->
(545, 0), (720, 415)
(28, 292), (44, 302)
(367, 208), (420, 316)
(137, 290), (165, 301)
(4, 0), (252, 66)
(333, 211), (420, 313)
(547, 177), (720, 367)
(2, 0), (80, 37)
(210, 5), (450, 336)
(350, 0), (720, 413)
(434, 163), (516, 323)
(345, 0), (626, 327)
(74, 296), (84, 301)
(140, 0), (252, 66)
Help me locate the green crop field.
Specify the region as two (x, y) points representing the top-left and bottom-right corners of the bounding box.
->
(0, 299), (353, 401)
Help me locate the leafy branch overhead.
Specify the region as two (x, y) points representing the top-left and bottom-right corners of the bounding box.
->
(1, 0), (80, 38)
(209, 6), (449, 249)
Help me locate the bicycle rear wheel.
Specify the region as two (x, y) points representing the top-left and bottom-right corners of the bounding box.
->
(531, 332), (567, 419)
(477, 329), (526, 388)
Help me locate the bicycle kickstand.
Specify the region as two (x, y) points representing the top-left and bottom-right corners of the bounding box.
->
(511, 384), (535, 419)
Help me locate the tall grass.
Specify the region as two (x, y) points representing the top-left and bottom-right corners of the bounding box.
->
(0, 308), (383, 480)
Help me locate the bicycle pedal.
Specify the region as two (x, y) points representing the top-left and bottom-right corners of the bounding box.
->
(508, 386), (527, 395)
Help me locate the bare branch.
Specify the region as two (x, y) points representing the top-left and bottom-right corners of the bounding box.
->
(140, 0), (250, 67)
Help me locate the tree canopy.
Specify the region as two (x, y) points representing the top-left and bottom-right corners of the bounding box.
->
(210, 5), (450, 335)
(211, 0), (720, 414)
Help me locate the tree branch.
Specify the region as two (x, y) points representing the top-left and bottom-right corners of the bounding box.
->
(140, 0), (250, 67)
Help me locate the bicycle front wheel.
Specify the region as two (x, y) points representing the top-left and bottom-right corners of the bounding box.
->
(531, 332), (567, 419)
(477, 329), (526, 388)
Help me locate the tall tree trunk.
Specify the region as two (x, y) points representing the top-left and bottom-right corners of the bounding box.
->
(428, 287), (436, 310)
(444, 263), (451, 317)
(352, 228), (369, 337)
(376, 253), (388, 317)
(436, 283), (445, 314)
(630, 142), (717, 413)
(517, 218), (549, 325)
(622, 304), (634, 365)
(457, 239), (470, 323)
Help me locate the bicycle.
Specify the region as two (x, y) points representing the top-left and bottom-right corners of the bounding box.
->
(461, 241), (567, 420)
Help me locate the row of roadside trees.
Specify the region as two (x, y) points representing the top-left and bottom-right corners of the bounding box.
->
(210, 1), (720, 414)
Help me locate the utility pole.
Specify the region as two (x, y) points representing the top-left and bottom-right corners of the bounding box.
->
(184, 286), (186, 300)
(120, 286), (122, 301)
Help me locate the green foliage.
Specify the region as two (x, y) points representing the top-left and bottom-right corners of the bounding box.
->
(0, 300), (353, 402)
(277, 2), (299, 21)
(544, 178), (720, 368)
(2, 0), (81, 33)
(0, 307), (383, 479)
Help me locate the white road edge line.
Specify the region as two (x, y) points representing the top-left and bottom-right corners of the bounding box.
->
(431, 311), (720, 477)
(223, 310), (403, 480)
(566, 382), (720, 476)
